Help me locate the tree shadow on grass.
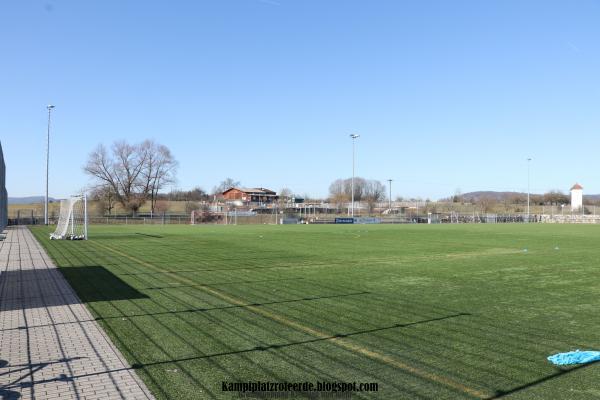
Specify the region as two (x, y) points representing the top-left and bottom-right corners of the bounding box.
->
(60, 266), (149, 303)
(0, 266), (148, 312)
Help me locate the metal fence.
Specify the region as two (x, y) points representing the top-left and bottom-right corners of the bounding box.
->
(0, 212), (551, 226)
(5, 209), (597, 227)
(0, 141), (7, 232)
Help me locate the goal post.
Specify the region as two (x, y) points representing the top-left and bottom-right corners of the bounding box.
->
(50, 194), (88, 240)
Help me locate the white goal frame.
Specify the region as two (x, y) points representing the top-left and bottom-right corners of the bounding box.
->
(50, 194), (88, 240)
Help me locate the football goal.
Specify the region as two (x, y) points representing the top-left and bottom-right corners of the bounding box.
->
(50, 194), (88, 240)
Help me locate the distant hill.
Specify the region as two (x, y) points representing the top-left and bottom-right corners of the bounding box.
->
(459, 191), (525, 202)
(8, 196), (58, 205)
(459, 191), (600, 202)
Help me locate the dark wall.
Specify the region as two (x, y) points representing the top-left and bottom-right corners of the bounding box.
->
(0, 141), (6, 231)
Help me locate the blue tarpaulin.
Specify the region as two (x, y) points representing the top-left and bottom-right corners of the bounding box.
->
(547, 350), (600, 365)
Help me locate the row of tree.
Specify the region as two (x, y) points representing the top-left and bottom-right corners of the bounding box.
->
(85, 140), (588, 216)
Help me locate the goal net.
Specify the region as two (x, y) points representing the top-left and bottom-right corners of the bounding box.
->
(50, 195), (88, 240)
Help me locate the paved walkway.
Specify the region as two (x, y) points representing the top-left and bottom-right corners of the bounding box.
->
(0, 227), (154, 400)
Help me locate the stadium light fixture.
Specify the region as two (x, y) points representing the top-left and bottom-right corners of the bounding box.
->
(349, 134), (360, 217)
(45, 105), (55, 225)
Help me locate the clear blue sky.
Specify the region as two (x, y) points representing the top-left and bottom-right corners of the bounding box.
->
(2, 0), (600, 200)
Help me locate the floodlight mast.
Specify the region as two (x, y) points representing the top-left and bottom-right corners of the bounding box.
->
(387, 179), (393, 210)
(45, 105), (55, 225)
(350, 134), (360, 217)
(527, 158), (532, 223)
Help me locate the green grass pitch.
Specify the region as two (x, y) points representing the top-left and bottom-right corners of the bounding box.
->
(31, 224), (600, 399)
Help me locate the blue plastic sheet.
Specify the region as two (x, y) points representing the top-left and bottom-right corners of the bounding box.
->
(547, 350), (600, 365)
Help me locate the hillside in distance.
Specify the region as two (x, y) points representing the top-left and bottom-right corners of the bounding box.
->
(8, 196), (58, 205)
(459, 191), (600, 202)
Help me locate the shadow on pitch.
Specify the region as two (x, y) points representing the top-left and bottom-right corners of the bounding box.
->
(0, 266), (148, 312)
(92, 291), (371, 322)
(128, 313), (470, 369)
(60, 266), (149, 303)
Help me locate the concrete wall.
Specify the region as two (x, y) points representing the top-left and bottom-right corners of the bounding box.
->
(542, 214), (600, 224)
(0, 141), (6, 231)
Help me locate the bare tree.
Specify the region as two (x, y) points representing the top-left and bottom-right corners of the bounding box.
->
(279, 187), (292, 200)
(84, 140), (177, 215)
(213, 178), (241, 194)
(329, 177), (382, 212)
(113, 141), (148, 213)
(139, 140), (178, 214)
(543, 190), (569, 206)
(477, 196), (497, 213)
(363, 180), (386, 213)
(155, 200), (169, 214)
(346, 177), (366, 202)
(328, 179), (347, 211)
(278, 187), (293, 207)
(329, 177), (366, 203)
(453, 188), (462, 203)
(90, 185), (117, 216)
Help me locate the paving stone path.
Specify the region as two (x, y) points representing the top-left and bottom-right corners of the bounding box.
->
(0, 227), (155, 400)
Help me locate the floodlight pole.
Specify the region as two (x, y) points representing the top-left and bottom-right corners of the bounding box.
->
(387, 179), (393, 210)
(45, 105), (55, 225)
(526, 158), (532, 223)
(350, 134), (360, 217)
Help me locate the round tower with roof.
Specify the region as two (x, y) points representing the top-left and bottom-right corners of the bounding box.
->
(570, 183), (583, 211)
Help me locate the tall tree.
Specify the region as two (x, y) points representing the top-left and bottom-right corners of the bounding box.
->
(139, 140), (178, 214)
(84, 140), (177, 215)
(329, 177), (383, 212)
(328, 179), (348, 210)
(363, 179), (386, 213)
(89, 184), (117, 216)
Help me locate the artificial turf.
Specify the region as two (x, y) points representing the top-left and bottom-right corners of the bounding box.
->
(30, 223), (600, 399)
